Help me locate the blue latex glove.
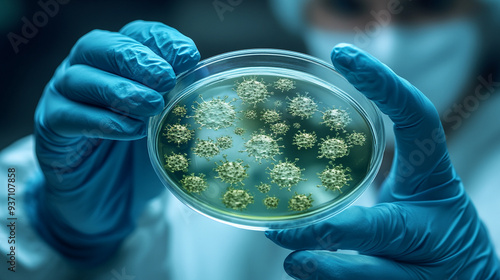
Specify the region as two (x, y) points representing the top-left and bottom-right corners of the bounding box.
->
(26, 20), (200, 266)
(266, 44), (500, 279)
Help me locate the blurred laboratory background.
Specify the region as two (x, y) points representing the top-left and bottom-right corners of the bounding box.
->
(0, 0), (306, 150)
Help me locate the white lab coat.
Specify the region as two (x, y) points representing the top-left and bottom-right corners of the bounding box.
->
(0, 136), (296, 280)
(0, 90), (499, 279)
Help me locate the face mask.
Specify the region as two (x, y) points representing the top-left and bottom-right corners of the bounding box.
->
(304, 19), (481, 146)
(304, 19), (481, 115)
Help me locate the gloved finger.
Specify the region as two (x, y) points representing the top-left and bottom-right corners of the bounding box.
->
(266, 205), (414, 257)
(36, 87), (147, 140)
(68, 29), (176, 93)
(283, 251), (422, 280)
(55, 64), (164, 117)
(330, 44), (452, 195)
(119, 20), (200, 74)
(331, 43), (438, 132)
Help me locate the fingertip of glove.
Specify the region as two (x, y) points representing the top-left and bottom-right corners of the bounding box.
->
(331, 44), (366, 76)
(142, 65), (176, 94)
(188, 48), (201, 69)
(143, 92), (165, 116)
(146, 23), (201, 74)
(125, 122), (147, 139)
(265, 230), (281, 244)
(139, 123), (148, 137)
(284, 251), (313, 279)
(331, 44), (387, 95)
(119, 19), (145, 31)
(169, 41), (201, 74)
(126, 121), (148, 138)
(181, 41), (201, 63)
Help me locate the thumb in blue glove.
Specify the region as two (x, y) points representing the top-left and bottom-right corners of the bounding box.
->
(266, 44), (500, 280)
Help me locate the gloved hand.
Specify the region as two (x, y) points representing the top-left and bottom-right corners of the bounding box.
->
(26, 20), (200, 266)
(266, 44), (500, 279)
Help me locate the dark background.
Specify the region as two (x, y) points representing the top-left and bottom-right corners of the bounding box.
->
(0, 0), (306, 150)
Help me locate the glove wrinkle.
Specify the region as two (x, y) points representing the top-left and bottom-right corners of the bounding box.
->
(30, 21), (200, 266)
(268, 44), (500, 279)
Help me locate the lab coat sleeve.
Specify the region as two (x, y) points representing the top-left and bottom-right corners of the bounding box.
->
(0, 136), (78, 279)
(0, 136), (174, 279)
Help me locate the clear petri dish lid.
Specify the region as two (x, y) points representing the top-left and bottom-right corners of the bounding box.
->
(148, 49), (385, 231)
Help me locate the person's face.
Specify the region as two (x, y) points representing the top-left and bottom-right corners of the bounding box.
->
(307, 0), (477, 30)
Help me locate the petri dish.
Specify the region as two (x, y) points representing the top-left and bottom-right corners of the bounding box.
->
(148, 49), (385, 231)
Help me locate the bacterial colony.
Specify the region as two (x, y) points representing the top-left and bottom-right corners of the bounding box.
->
(157, 75), (373, 218)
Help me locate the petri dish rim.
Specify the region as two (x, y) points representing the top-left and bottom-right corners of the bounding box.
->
(148, 48), (385, 231)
